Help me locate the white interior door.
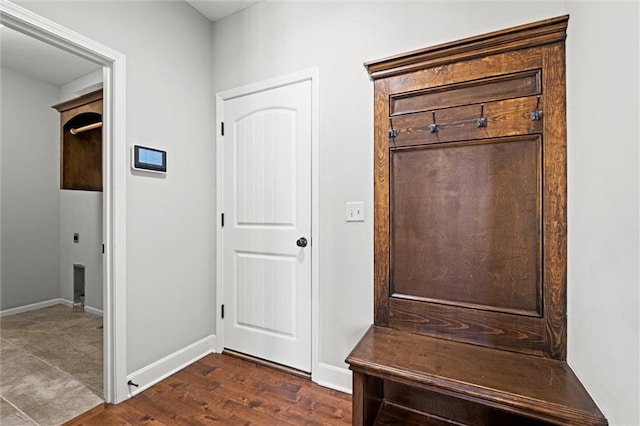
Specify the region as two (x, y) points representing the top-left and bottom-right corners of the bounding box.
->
(222, 79), (312, 372)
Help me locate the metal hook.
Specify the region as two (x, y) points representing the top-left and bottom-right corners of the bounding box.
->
(476, 104), (487, 128)
(530, 96), (543, 121)
(388, 117), (398, 139)
(429, 111), (439, 133)
(388, 117), (397, 148)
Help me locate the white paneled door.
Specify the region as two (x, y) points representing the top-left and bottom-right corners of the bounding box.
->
(222, 79), (312, 372)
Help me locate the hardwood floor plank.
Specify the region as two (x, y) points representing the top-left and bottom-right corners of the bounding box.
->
(63, 402), (163, 426)
(201, 354), (351, 409)
(161, 373), (282, 425)
(128, 385), (211, 426)
(198, 355), (348, 425)
(184, 364), (319, 425)
(107, 404), (165, 425)
(66, 353), (352, 425)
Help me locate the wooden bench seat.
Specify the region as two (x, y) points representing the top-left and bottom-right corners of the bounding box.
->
(347, 326), (607, 425)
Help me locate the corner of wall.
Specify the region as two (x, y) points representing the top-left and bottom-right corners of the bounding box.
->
(314, 363), (352, 394)
(59, 69), (103, 102)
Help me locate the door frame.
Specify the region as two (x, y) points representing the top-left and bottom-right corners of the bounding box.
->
(215, 68), (319, 378)
(0, 1), (128, 403)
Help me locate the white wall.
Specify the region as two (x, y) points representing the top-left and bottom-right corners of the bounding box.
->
(211, 2), (639, 424)
(59, 190), (103, 311)
(59, 69), (103, 103)
(565, 3), (639, 425)
(0, 68), (61, 310)
(18, 1), (215, 374)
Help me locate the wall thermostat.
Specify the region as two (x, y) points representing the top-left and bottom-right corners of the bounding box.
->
(132, 145), (166, 173)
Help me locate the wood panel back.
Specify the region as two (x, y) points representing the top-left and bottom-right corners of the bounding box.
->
(391, 136), (541, 316)
(61, 112), (102, 191)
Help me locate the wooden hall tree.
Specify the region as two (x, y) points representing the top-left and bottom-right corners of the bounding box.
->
(346, 15), (607, 425)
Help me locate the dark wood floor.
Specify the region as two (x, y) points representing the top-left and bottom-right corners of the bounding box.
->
(65, 353), (352, 425)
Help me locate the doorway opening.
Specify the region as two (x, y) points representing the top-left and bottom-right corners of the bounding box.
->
(0, 0), (127, 406)
(0, 41), (106, 423)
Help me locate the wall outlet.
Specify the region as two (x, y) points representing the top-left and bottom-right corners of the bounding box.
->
(346, 201), (365, 222)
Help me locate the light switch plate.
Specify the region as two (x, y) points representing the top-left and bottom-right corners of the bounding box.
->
(346, 201), (365, 222)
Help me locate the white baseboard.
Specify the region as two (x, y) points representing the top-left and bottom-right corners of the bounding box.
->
(84, 305), (103, 317)
(314, 362), (352, 394)
(59, 299), (74, 308)
(126, 335), (217, 397)
(0, 298), (73, 317)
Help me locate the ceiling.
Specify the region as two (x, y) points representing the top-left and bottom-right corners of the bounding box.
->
(0, 1), (260, 87)
(186, 1), (261, 22)
(0, 25), (102, 86)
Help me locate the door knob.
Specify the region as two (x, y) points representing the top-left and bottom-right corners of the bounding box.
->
(296, 237), (308, 248)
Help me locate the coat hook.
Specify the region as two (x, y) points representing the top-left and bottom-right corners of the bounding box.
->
(388, 117), (397, 147)
(476, 104), (488, 128)
(530, 96), (543, 121)
(388, 117), (398, 139)
(429, 111), (439, 133)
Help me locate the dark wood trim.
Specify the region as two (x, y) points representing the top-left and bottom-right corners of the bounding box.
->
(389, 69), (541, 116)
(52, 89), (103, 113)
(352, 371), (384, 425)
(364, 15), (568, 80)
(541, 41), (568, 360)
(373, 78), (391, 327)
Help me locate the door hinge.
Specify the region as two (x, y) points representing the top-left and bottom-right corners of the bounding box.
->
(221, 213), (224, 227)
(221, 122), (224, 136)
(221, 304), (225, 319)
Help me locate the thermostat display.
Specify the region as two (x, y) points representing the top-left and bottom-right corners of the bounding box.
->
(132, 145), (166, 173)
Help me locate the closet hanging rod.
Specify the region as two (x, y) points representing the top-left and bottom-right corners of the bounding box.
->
(70, 121), (102, 135)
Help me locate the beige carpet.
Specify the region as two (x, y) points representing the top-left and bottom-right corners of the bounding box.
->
(0, 305), (103, 425)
